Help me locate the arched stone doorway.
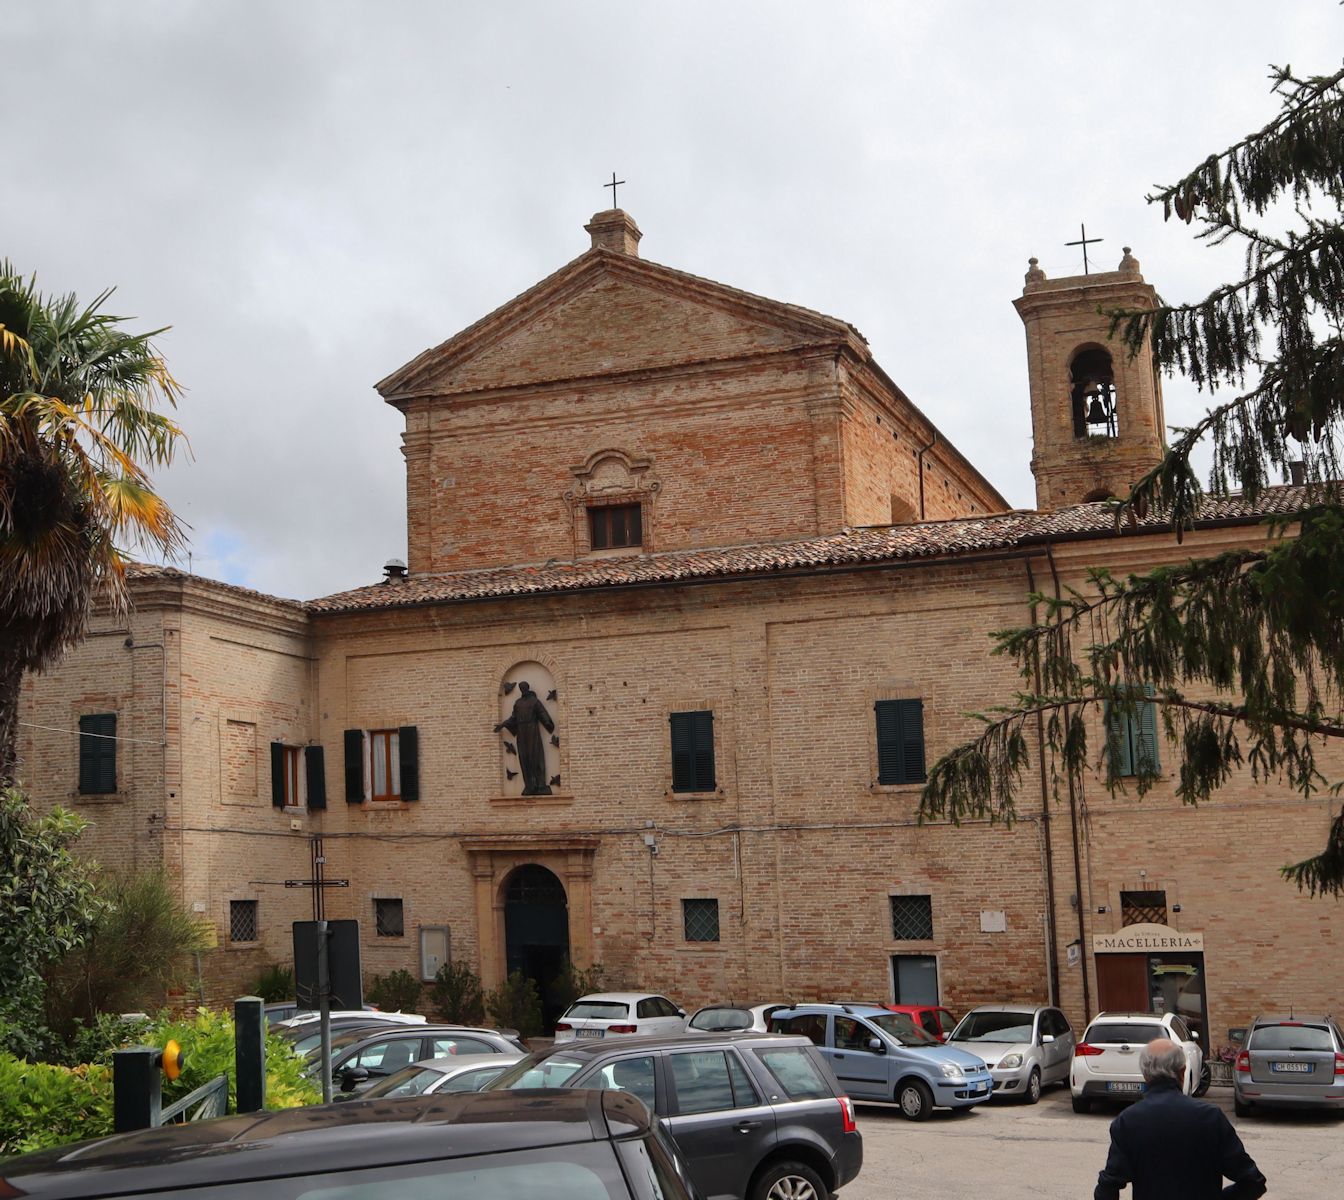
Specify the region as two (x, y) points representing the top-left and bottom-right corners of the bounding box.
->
(503, 864), (571, 1032)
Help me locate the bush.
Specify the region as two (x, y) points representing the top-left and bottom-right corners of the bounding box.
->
(485, 970), (541, 1040)
(0, 1054), (112, 1156)
(429, 960), (485, 1025)
(548, 957), (607, 1013)
(365, 969), (422, 1014)
(253, 964), (295, 1004)
(44, 870), (208, 1042)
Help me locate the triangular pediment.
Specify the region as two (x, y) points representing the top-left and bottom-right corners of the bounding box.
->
(378, 250), (865, 401)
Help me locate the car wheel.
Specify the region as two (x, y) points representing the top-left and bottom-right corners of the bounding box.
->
(896, 1078), (935, 1121)
(1234, 1096), (1252, 1118)
(1024, 1068), (1042, 1104)
(750, 1160), (827, 1200)
(1071, 1094), (1091, 1114)
(1194, 1063), (1212, 1097)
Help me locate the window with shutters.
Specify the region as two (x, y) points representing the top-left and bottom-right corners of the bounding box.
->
(77, 713), (117, 795)
(271, 743), (326, 811)
(588, 502), (642, 550)
(1106, 685), (1161, 778)
(670, 710), (715, 793)
(344, 727), (419, 804)
(890, 894), (934, 940)
(375, 897), (405, 937)
(229, 900), (258, 944)
(682, 898), (720, 942)
(875, 698), (926, 785)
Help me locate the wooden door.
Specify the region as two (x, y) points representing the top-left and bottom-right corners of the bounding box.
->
(1095, 953), (1148, 1012)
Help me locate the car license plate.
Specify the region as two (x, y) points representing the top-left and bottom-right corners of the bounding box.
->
(1271, 1061), (1310, 1073)
(1106, 1081), (1144, 1094)
(971, 1083), (988, 1094)
(576, 1028), (604, 1039)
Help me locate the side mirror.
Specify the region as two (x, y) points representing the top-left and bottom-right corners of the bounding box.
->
(1042, 1033), (1055, 1044)
(867, 1037), (886, 1054)
(1190, 1031), (1200, 1041)
(677, 1010), (687, 1018)
(339, 1066), (370, 1092)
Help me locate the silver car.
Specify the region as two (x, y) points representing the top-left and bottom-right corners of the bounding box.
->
(948, 1004), (1075, 1103)
(1233, 1013), (1344, 1116)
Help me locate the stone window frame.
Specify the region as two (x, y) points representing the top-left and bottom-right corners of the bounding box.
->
(885, 887), (940, 950)
(680, 897), (722, 945)
(663, 695), (731, 802)
(373, 895), (406, 938)
(866, 682), (933, 794)
(226, 895), (260, 948)
(564, 448), (661, 558)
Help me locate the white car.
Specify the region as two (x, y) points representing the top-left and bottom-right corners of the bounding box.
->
(684, 1002), (791, 1033)
(348, 1051), (526, 1100)
(553, 992), (685, 1042)
(277, 1009), (427, 1029)
(1071, 1010), (1205, 1112)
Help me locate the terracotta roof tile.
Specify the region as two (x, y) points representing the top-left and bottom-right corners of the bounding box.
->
(307, 486), (1308, 615)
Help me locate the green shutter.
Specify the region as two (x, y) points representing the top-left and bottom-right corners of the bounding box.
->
(670, 712), (695, 792)
(692, 711), (715, 791)
(306, 745), (327, 810)
(898, 699), (926, 783)
(876, 701), (926, 785)
(1134, 684), (1160, 774)
(398, 726), (419, 801)
(79, 714), (117, 795)
(1105, 701), (1132, 778)
(270, 742), (286, 808)
(344, 730), (364, 803)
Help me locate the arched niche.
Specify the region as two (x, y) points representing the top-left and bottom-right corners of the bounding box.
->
(1070, 346), (1118, 439)
(497, 661), (561, 796)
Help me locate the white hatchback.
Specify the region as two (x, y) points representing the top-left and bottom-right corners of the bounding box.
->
(1071, 1010), (1205, 1112)
(553, 992), (685, 1043)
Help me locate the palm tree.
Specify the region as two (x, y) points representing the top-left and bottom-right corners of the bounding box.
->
(0, 262), (186, 786)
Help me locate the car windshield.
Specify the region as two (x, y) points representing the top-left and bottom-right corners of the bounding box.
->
(565, 1001), (629, 1020)
(364, 1065), (444, 1098)
(951, 1012), (1035, 1042)
(491, 1054), (586, 1089)
(689, 1007), (751, 1031)
(866, 1013), (940, 1046)
(1249, 1024), (1334, 1052)
(303, 1028), (388, 1063)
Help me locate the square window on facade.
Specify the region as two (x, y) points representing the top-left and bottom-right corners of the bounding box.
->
(890, 894), (934, 940)
(588, 502), (642, 550)
(229, 899), (258, 943)
(670, 710), (716, 793)
(375, 897), (405, 937)
(1120, 889), (1168, 926)
(875, 699), (926, 785)
(682, 898), (720, 942)
(78, 713), (117, 795)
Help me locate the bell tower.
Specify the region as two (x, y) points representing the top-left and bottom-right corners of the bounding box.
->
(1013, 247), (1166, 510)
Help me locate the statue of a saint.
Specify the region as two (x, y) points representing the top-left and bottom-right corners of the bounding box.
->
(493, 681), (556, 795)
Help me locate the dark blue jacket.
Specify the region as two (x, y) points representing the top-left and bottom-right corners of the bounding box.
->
(1094, 1080), (1266, 1200)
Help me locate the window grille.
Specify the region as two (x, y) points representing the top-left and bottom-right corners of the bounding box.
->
(375, 898), (405, 937)
(1120, 889), (1168, 926)
(506, 865), (567, 907)
(682, 898), (720, 943)
(890, 894), (934, 941)
(229, 900), (258, 943)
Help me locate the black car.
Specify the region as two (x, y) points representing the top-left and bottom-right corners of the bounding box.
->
(0, 1089), (701, 1200)
(489, 1031), (862, 1200)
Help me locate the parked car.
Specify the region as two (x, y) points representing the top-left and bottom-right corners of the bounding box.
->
(308, 1024), (526, 1095)
(266, 1002), (382, 1025)
(343, 1051), (527, 1100)
(684, 1003), (791, 1033)
(488, 1030), (862, 1200)
(277, 1010), (429, 1057)
(947, 1004), (1074, 1103)
(1233, 1012), (1344, 1116)
(0, 1088), (702, 1200)
(554, 992), (686, 1042)
(885, 1004), (960, 1042)
(1070, 1010), (1205, 1113)
(769, 1003), (992, 1120)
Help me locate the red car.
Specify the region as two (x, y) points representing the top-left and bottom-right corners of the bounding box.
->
(884, 1004), (960, 1042)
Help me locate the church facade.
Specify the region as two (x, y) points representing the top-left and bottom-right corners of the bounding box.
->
(18, 210), (1341, 1044)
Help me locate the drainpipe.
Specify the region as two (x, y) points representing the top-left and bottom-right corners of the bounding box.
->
(1046, 544), (1093, 1023)
(916, 430), (938, 520)
(1025, 557), (1061, 1008)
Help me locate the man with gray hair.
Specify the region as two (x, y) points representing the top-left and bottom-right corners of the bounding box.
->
(1094, 1038), (1266, 1200)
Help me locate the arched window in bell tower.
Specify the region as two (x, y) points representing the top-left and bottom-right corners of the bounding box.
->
(1070, 347), (1118, 439)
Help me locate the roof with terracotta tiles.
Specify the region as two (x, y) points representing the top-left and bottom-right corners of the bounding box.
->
(304, 487), (1308, 615)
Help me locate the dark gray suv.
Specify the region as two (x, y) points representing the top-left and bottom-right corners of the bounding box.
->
(488, 1031), (862, 1200)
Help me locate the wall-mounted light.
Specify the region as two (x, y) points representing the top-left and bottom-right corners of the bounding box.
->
(1096, 905), (1109, 914)
(1172, 903), (1182, 913)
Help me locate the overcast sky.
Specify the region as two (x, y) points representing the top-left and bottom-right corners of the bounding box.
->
(11, 1), (1341, 599)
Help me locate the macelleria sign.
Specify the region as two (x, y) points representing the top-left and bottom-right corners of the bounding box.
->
(1092, 923), (1205, 953)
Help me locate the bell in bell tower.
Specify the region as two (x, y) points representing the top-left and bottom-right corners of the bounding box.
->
(1014, 247), (1166, 510)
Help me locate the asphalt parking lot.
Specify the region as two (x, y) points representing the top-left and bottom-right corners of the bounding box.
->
(845, 1087), (1344, 1200)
